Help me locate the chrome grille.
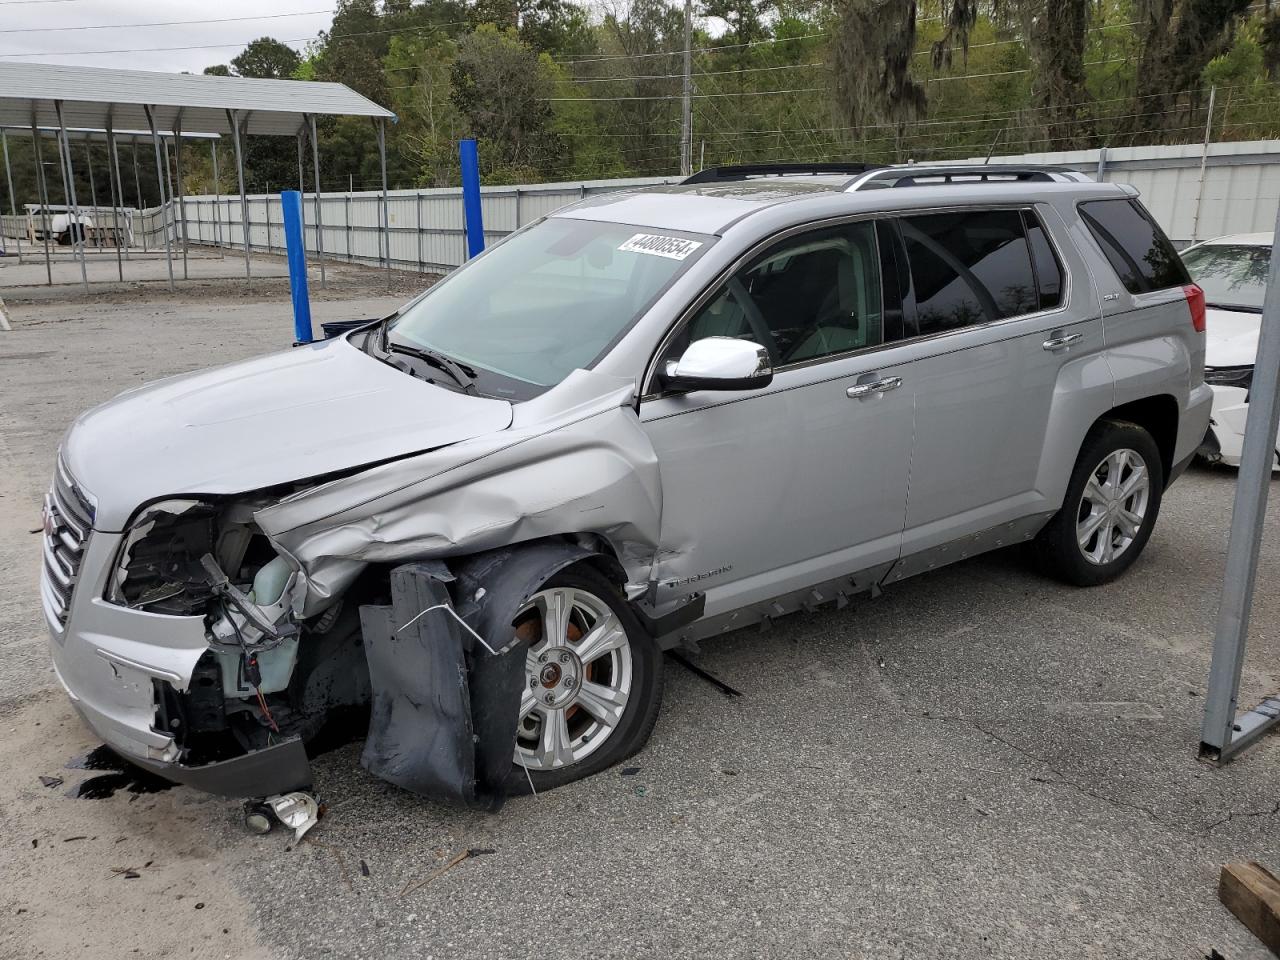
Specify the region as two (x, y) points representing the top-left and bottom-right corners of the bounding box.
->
(41, 457), (94, 627)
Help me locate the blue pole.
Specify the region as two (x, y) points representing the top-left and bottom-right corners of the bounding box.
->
(281, 189), (313, 343)
(459, 138), (484, 259)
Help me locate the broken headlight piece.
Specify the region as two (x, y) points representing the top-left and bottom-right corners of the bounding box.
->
(106, 499), (219, 614)
(1204, 365), (1254, 396)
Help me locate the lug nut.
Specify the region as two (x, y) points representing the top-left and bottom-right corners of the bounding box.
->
(563, 676), (577, 689)
(538, 653), (547, 664)
(529, 676), (538, 689)
(544, 692), (556, 705)
(559, 652), (571, 664)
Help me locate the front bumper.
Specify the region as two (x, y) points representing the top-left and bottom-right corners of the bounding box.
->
(44, 530), (311, 797)
(1203, 383), (1280, 469)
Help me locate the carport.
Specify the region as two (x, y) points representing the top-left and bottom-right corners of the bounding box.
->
(2, 125), (221, 287)
(0, 61), (396, 294)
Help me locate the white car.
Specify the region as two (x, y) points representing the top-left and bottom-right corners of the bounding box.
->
(1182, 232), (1276, 467)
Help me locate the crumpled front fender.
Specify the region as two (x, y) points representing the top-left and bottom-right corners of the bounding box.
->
(254, 370), (662, 616)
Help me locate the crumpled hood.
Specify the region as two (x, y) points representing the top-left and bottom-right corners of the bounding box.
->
(1205, 306), (1262, 369)
(63, 336), (513, 530)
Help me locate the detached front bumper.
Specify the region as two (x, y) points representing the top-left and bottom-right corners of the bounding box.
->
(44, 530), (311, 798)
(1203, 384), (1280, 469)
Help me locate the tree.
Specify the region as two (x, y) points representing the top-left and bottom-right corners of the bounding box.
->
(830, 0), (927, 141)
(231, 37), (303, 79)
(202, 64), (232, 77)
(449, 26), (559, 180)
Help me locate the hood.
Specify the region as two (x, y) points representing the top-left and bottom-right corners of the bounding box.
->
(64, 336), (513, 530)
(1205, 306), (1262, 369)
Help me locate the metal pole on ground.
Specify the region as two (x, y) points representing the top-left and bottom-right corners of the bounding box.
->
(281, 190), (312, 344)
(210, 140), (224, 256)
(53, 101), (89, 294)
(227, 109), (251, 285)
(377, 118), (390, 288)
(459, 138), (484, 260)
(29, 117), (52, 285)
(143, 105), (175, 293)
(104, 119), (124, 282)
(307, 114), (326, 289)
(1200, 198), (1280, 764)
(173, 116), (189, 280)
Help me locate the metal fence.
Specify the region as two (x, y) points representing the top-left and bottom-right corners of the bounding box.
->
(132, 176), (682, 274)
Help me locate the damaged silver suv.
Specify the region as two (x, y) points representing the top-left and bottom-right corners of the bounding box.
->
(43, 163), (1211, 808)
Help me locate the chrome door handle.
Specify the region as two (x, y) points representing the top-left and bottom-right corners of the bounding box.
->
(846, 376), (903, 399)
(1043, 333), (1083, 351)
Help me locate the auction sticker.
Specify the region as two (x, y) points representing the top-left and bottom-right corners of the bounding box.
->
(618, 233), (703, 260)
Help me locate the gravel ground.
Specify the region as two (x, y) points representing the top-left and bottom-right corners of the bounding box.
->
(1, 262), (1278, 960)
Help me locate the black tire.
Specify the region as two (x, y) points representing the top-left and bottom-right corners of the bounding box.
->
(56, 230), (71, 247)
(1035, 419), (1165, 586)
(506, 563), (663, 794)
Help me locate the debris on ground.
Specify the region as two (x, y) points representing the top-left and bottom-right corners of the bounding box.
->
(265, 792), (321, 843)
(400, 848), (497, 897)
(620, 767), (641, 777)
(666, 652), (744, 698)
(110, 867), (141, 880)
(1218, 861), (1280, 954)
(38, 775), (62, 788)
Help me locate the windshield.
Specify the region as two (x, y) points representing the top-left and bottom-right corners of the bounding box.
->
(1181, 243), (1271, 312)
(387, 218), (712, 397)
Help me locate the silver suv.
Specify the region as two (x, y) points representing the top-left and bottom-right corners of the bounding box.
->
(42, 163), (1212, 806)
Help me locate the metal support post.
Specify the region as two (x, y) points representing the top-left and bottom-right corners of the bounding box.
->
(1192, 85), (1217, 245)
(307, 114), (326, 288)
(2, 130), (22, 263)
(227, 109), (251, 285)
(143, 105), (175, 292)
(680, 0), (692, 177)
(30, 115), (52, 285)
(53, 100), (89, 293)
(104, 119), (124, 281)
(210, 139), (224, 255)
(377, 118), (390, 287)
(173, 114), (189, 279)
(1200, 196), (1280, 764)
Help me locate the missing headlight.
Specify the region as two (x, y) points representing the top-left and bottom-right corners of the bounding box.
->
(107, 499), (219, 614)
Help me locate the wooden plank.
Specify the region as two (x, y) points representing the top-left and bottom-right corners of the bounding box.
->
(1219, 862), (1280, 956)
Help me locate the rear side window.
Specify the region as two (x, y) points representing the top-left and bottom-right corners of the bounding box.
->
(1079, 198), (1189, 294)
(1023, 210), (1064, 311)
(900, 209), (1041, 335)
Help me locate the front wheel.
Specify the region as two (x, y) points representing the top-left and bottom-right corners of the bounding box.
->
(507, 565), (663, 794)
(1035, 420), (1164, 586)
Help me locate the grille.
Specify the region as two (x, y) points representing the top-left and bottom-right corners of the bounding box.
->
(41, 457), (94, 628)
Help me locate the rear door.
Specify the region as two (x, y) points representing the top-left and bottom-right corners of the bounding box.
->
(888, 206), (1110, 577)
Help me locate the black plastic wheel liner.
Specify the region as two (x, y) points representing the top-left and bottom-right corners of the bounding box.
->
(358, 545), (597, 809)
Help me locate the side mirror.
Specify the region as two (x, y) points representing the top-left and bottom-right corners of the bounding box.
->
(661, 336), (774, 392)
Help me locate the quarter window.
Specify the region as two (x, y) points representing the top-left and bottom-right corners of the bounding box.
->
(663, 221), (884, 370)
(1079, 198), (1189, 294)
(900, 209), (1041, 336)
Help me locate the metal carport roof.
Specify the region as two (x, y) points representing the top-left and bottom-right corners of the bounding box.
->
(0, 61), (395, 137)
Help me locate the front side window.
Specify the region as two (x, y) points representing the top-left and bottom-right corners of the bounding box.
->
(1079, 198), (1189, 295)
(661, 220), (884, 371)
(388, 218), (711, 397)
(900, 209), (1040, 336)
(1181, 243), (1270, 313)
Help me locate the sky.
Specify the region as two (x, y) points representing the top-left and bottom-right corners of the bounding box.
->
(0, 1), (335, 74)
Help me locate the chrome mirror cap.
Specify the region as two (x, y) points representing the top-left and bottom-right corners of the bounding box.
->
(662, 336), (773, 392)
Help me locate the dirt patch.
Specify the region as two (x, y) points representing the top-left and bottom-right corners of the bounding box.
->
(0, 694), (275, 960)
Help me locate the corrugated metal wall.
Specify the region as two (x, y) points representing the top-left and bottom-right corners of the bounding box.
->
(133, 176), (681, 273)
(9, 141), (1280, 263)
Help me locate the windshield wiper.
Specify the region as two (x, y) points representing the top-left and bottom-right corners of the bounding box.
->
(385, 340), (479, 394)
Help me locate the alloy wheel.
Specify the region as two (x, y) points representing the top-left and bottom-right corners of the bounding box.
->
(514, 587), (634, 771)
(1075, 447), (1151, 565)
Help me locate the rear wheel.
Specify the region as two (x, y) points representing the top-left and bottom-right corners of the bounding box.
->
(1035, 420), (1164, 586)
(508, 565), (662, 793)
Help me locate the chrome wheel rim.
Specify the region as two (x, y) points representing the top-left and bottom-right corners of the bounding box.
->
(514, 587), (633, 771)
(1076, 447), (1151, 565)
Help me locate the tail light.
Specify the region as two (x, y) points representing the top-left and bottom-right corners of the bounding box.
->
(1184, 283), (1206, 333)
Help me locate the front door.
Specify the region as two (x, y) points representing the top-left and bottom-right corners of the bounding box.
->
(639, 219), (916, 618)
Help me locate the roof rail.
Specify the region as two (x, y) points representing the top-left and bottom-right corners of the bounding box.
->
(683, 162), (883, 185)
(848, 164), (1093, 191)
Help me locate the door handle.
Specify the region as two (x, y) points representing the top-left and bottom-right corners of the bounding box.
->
(846, 376), (903, 399)
(1042, 332), (1083, 351)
